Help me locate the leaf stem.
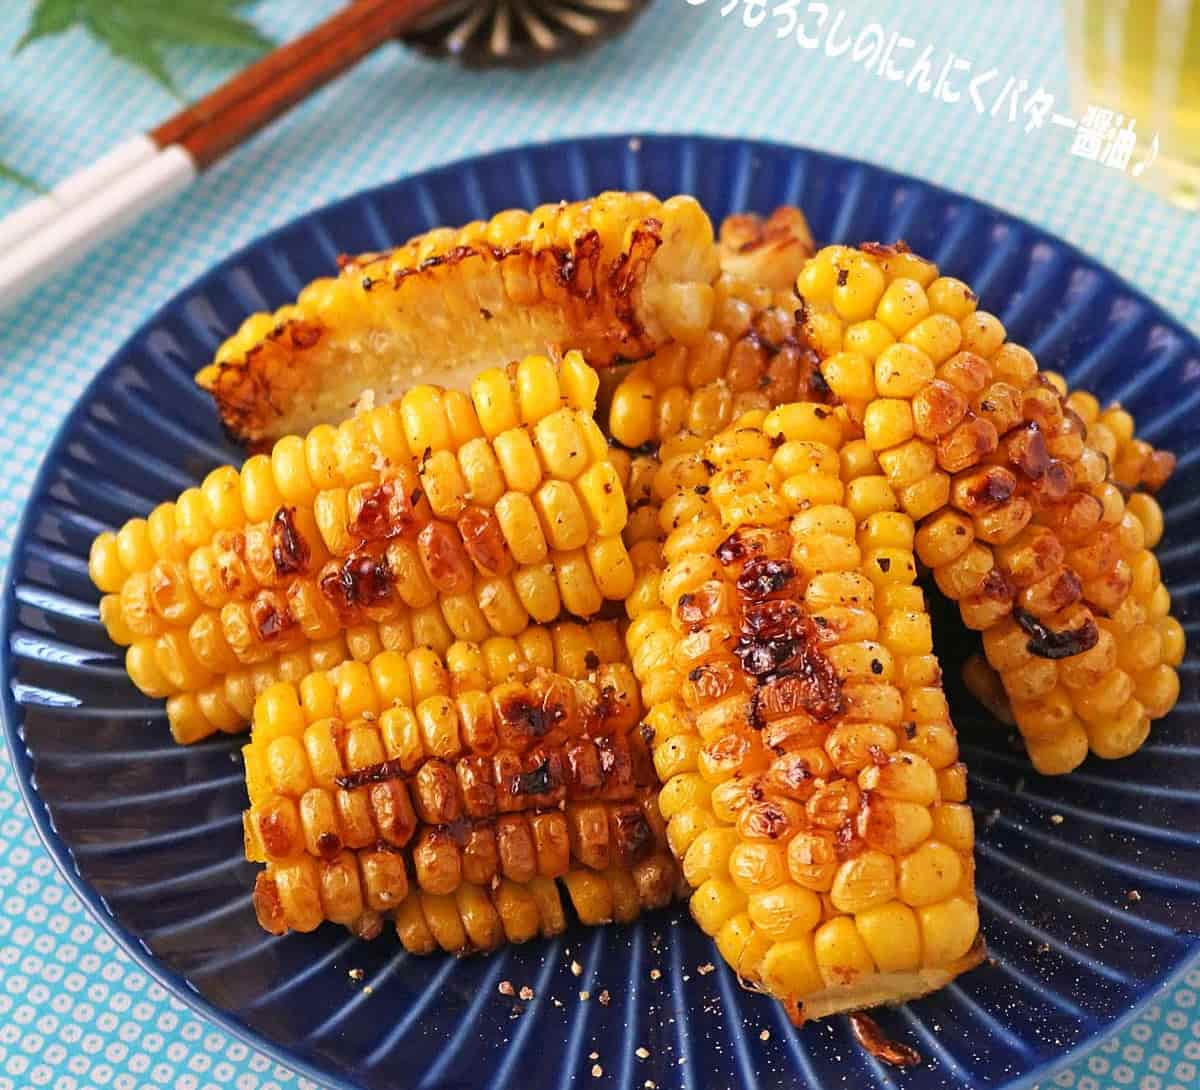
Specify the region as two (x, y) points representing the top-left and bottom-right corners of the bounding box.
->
(0, 160), (46, 194)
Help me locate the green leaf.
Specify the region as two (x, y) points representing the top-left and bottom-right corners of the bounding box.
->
(128, 7), (272, 51)
(14, 0), (271, 92)
(16, 0), (81, 51)
(0, 159), (45, 193)
(83, 5), (178, 93)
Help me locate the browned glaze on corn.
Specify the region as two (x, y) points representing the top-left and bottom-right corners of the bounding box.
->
(195, 194), (721, 444)
(90, 353), (634, 744)
(243, 619), (681, 936)
(796, 242), (1183, 774)
(606, 273), (831, 450)
(1043, 371), (1176, 494)
(627, 404), (983, 1023)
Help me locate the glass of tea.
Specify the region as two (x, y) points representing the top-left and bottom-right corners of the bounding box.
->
(1063, 0), (1200, 209)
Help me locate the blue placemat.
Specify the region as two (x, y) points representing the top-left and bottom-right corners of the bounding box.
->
(1, 2), (1198, 1088)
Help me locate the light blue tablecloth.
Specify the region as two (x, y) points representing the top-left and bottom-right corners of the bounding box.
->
(1, 2), (1198, 1088)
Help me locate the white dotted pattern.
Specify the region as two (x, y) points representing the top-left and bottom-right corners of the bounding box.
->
(0, 1), (1197, 1088)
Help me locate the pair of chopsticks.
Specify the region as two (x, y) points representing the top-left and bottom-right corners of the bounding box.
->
(0, 0), (442, 313)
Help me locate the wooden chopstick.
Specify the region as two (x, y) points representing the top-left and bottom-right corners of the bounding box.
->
(154, 0), (441, 167)
(0, 0), (442, 310)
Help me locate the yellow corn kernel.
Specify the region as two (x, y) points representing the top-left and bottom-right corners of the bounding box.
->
(876, 278), (930, 336)
(863, 399), (915, 451)
(875, 343), (935, 399)
(690, 879), (748, 936)
(821, 351), (876, 402)
(747, 884), (823, 941)
(917, 897), (979, 967)
(897, 840), (963, 907)
(494, 429), (542, 494)
(829, 851), (896, 914)
(832, 256), (886, 323)
(813, 916), (877, 987)
(761, 937), (824, 1001)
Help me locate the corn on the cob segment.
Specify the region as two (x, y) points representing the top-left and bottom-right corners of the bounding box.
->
(195, 194), (722, 444)
(607, 274), (830, 449)
(1043, 371), (1176, 495)
(90, 352), (635, 744)
(244, 621), (679, 936)
(627, 405), (982, 1024)
(796, 243), (1183, 774)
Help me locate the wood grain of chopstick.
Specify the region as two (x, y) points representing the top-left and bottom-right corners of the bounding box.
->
(0, 0), (442, 310)
(155, 0), (441, 167)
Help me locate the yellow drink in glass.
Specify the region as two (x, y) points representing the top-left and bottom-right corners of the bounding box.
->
(1064, 0), (1200, 208)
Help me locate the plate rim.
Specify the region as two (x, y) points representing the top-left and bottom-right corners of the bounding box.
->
(3, 130), (1198, 1090)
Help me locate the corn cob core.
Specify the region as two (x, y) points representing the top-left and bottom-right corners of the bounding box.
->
(244, 620), (678, 936)
(1041, 372), (1176, 495)
(90, 352), (635, 744)
(796, 243), (1183, 775)
(626, 405), (982, 1024)
(194, 193), (722, 444)
(607, 273), (831, 449)
(717, 207), (817, 291)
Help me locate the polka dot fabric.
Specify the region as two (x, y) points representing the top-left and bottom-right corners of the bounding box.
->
(0, 2), (1197, 1089)
(0, 763), (322, 1090)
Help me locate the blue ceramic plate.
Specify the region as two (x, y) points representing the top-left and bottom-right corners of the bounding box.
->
(4, 135), (1199, 1090)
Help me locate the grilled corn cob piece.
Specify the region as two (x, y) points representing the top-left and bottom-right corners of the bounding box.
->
(626, 405), (982, 1023)
(244, 621), (673, 935)
(1043, 372), (1176, 495)
(796, 243), (1183, 774)
(195, 194), (721, 444)
(606, 274), (829, 449)
(90, 352), (635, 743)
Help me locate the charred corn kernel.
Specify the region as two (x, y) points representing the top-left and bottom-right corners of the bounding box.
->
(200, 194), (720, 446)
(1047, 380), (1177, 495)
(797, 243), (1182, 774)
(93, 355), (633, 742)
(628, 408), (981, 1024)
(606, 279), (829, 448)
(245, 621), (680, 933)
